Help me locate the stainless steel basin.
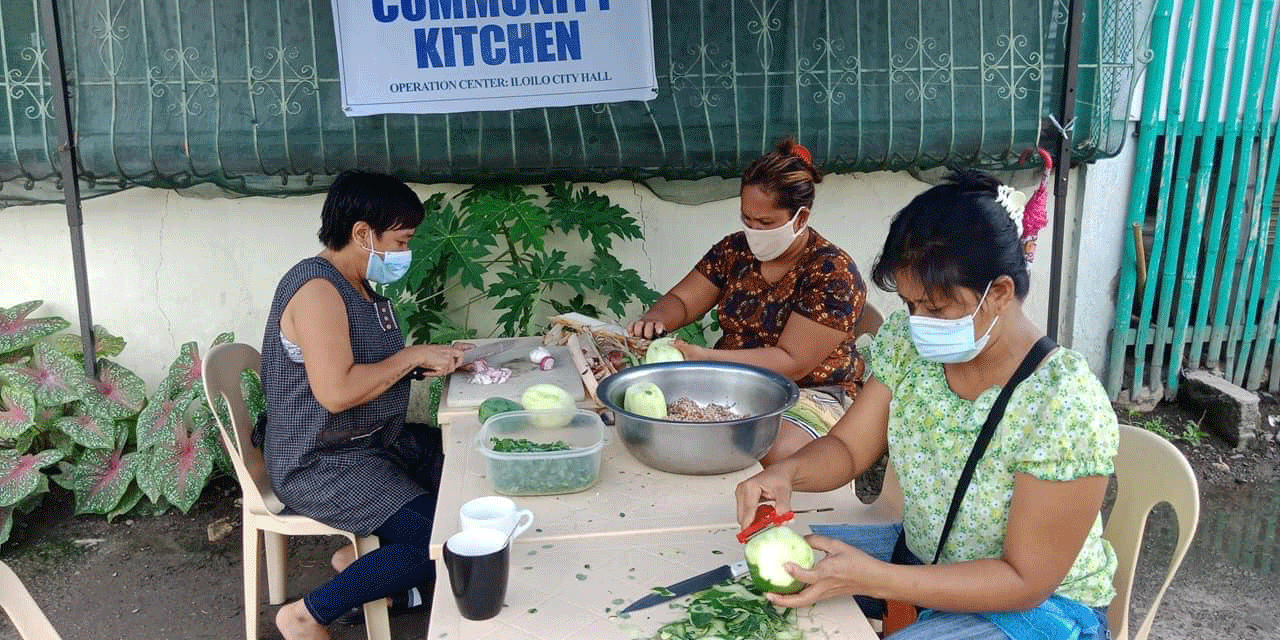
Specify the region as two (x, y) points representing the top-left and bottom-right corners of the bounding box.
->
(595, 361), (800, 475)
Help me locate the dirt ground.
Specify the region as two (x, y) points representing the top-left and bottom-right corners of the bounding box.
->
(1, 399), (1277, 640)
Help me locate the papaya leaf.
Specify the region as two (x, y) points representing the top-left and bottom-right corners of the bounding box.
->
(413, 201), (497, 291)
(0, 385), (36, 439)
(489, 250), (586, 336)
(461, 184), (549, 253)
(54, 412), (120, 450)
(157, 342), (202, 401)
(105, 484), (145, 523)
(144, 394), (217, 513)
(80, 359), (146, 420)
(44, 325), (126, 359)
(0, 448), (63, 507)
(0, 343), (92, 407)
(587, 253), (661, 317)
(73, 448), (140, 515)
(0, 301), (70, 356)
(0, 506), (12, 546)
(544, 182), (644, 253)
(212, 332), (234, 347)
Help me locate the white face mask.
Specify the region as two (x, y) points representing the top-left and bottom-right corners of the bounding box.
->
(742, 208), (807, 262)
(908, 283), (998, 364)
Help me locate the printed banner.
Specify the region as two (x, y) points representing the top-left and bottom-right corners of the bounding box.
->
(331, 0), (657, 115)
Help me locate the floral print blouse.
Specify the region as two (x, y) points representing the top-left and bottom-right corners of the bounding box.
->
(866, 311), (1119, 607)
(694, 229), (866, 397)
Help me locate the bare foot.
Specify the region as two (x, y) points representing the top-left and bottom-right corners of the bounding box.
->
(275, 599), (330, 640)
(330, 543), (357, 572)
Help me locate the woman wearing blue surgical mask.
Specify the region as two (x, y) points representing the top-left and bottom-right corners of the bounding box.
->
(736, 170), (1118, 640)
(627, 138), (882, 466)
(260, 170), (465, 640)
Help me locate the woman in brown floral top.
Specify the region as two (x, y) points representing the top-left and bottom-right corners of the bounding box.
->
(629, 138), (880, 466)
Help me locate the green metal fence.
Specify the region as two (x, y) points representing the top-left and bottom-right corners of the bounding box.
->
(0, 0), (1137, 202)
(1106, 0), (1280, 399)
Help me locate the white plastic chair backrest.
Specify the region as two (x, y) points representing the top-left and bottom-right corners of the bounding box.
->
(0, 561), (63, 640)
(1104, 424), (1200, 640)
(202, 343), (286, 515)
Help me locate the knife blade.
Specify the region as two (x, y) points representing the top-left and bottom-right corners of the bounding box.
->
(459, 338), (521, 364)
(619, 560), (749, 614)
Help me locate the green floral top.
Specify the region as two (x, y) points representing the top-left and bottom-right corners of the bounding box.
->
(866, 311), (1118, 607)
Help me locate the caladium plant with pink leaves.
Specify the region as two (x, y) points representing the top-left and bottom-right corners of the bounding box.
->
(0, 301), (70, 354)
(0, 300), (237, 547)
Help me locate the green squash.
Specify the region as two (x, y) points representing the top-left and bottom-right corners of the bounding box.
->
(477, 396), (523, 423)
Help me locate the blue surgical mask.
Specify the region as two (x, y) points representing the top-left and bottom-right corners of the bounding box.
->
(908, 283), (998, 364)
(362, 239), (412, 284)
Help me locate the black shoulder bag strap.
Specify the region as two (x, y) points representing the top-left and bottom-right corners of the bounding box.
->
(930, 335), (1056, 565)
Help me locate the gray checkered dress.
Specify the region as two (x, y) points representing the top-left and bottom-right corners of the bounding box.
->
(259, 257), (424, 535)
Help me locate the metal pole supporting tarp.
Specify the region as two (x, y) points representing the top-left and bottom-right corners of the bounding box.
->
(1046, 0), (1085, 342)
(37, 0), (97, 378)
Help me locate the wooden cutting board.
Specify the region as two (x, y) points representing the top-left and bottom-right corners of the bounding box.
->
(444, 338), (586, 408)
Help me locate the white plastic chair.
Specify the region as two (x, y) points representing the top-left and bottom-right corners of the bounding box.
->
(203, 343), (390, 640)
(0, 561), (63, 640)
(1105, 424), (1200, 640)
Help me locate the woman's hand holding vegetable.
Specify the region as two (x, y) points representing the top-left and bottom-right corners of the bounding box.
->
(734, 462), (797, 530)
(763, 534), (887, 608)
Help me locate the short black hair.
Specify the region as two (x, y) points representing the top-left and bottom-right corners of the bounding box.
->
(317, 170), (425, 250)
(871, 169), (1030, 302)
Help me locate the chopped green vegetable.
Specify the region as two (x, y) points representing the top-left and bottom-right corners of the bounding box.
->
(647, 578), (802, 640)
(528, 608), (538, 614)
(576, 573), (588, 581)
(485, 438), (598, 495)
(612, 598), (626, 605)
(490, 437), (571, 452)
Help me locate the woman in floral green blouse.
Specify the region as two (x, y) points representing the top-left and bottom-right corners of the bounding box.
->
(736, 170), (1118, 640)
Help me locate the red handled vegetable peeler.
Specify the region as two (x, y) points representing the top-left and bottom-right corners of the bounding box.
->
(736, 503), (795, 544)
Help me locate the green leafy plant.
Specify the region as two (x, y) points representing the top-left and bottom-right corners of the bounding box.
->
(0, 301), (253, 548)
(380, 183), (661, 344)
(1137, 417), (1175, 441)
(1179, 419), (1209, 446)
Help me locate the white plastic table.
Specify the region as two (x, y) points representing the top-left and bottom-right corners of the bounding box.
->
(427, 414), (881, 639)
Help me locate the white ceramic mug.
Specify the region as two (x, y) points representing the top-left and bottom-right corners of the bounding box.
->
(459, 496), (534, 540)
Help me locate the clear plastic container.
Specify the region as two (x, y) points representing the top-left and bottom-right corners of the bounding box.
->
(475, 409), (606, 496)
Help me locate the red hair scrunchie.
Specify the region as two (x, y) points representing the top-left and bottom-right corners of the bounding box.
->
(791, 144), (813, 166)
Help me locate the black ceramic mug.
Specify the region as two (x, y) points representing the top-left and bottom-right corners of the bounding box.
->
(443, 528), (510, 620)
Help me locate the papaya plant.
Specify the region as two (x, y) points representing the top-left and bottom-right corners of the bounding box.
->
(380, 182), (662, 344)
(0, 300), (254, 548)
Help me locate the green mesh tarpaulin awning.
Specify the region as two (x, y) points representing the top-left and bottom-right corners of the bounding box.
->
(0, 0), (1136, 201)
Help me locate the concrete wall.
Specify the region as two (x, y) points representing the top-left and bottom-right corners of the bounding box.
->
(1067, 125), (1139, 375)
(1, 171), (1062, 389)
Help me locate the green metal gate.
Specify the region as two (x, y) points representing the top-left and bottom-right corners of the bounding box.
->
(1107, 0), (1280, 399)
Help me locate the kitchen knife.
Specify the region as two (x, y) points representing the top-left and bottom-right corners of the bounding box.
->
(459, 338), (521, 364)
(619, 560), (749, 614)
